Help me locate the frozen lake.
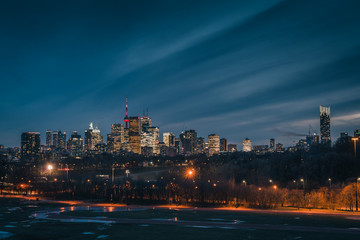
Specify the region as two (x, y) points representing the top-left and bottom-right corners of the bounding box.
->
(1, 197), (360, 240)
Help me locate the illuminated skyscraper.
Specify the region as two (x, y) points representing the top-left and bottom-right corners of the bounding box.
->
(111, 123), (124, 153)
(242, 138), (252, 152)
(220, 138), (228, 152)
(21, 132), (41, 160)
(46, 130), (52, 148)
(140, 115), (152, 133)
(84, 122), (103, 151)
(52, 131), (59, 149)
(67, 131), (83, 158)
(320, 105), (331, 146)
(52, 130), (66, 149)
(148, 126), (160, 155)
(180, 130), (197, 155)
(208, 134), (220, 156)
(128, 116), (141, 154)
(163, 132), (175, 147)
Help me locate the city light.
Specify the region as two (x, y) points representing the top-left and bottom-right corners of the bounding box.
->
(47, 164), (53, 171)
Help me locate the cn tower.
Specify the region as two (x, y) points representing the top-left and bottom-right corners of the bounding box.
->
(124, 97), (129, 128)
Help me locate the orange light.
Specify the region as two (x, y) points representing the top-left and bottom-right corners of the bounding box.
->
(213, 183), (217, 187)
(258, 187), (262, 191)
(186, 169), (195, 178)
(273, 185), (277, 189)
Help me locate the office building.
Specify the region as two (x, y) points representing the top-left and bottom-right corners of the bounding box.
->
(140, 115), (152, 133)
(220, 138), (228, 152)
(163, 132), (175, 147)
(180, 130), (197, 155)
(128, 117), (141, 154)
(21, 132), (41, 160)
(111, 123), (124, 153)
(67, 131), (83, 158)
(46, 130), (52, 148)
(320, 105), (331, 146)
(84, 122), (103, 151)
(242, 138), (252, 152)
(208, 134), (220, 156)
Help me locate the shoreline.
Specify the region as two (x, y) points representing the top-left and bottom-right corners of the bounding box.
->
(2, 194), (360, 218)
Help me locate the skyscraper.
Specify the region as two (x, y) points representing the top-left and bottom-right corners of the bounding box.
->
(220, 138), (228, 152)
(84, 122), (103, 151)
(46, 130), (52, 149)
(180, 130), (197, 155)
(163, 132), (175, 147)
(208, 134), (220, 156)
(111, 123), (124, 153)
(21, 132), (41, 161)
(320, 105), (331, 146)
(67, 131), (83, 158)
(52, 131), (59, 149)
(140, 115), (152, 133)
(128, 116), (141, 154)
(148, 126), (160, 155)
(242, 138), (252, 152)
(52, 130), (66, 149)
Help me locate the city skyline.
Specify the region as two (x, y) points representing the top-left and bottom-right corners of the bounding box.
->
(1, 0), (360, 147)
(1, 101), (359, 149)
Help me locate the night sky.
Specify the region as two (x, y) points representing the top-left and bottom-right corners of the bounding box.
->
(1, 0), (360, 147)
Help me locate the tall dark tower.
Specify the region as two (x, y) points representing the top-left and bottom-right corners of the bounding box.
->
(320, 105), (331, 146)
(124, 97), (129, 129)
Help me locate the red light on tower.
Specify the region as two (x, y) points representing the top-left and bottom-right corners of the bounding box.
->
(124, 97), (129, 128)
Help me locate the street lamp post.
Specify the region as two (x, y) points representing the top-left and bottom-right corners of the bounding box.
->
(47, 164), (53, 176)
(300, 178), (305, 190)
(352, 137), (358, 211)
(328, 178), (332, 189)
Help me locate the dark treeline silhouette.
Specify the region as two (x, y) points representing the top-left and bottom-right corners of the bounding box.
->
(1, 139), (359, 210)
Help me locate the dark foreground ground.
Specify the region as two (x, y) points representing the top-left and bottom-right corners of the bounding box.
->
(0, 198), (360, 240)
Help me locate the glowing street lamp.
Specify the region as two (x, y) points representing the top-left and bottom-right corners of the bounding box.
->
(242, 180), (247, 187)
(186, 169), (195, 178)
(47, 164), (53, 176)
(300, 178), (305, 189)
(328, 178), (332, 189)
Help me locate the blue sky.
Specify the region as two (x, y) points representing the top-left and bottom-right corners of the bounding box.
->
(1, 0), (360, 147)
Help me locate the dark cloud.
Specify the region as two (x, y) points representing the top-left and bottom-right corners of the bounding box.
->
(1, 0), (360, 147)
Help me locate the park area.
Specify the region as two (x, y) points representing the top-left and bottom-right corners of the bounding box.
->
(0, 197), (360, 240)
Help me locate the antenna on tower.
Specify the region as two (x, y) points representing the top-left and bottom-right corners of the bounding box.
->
(124, 97), (129, 128)
(146, 107), (149, 116)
